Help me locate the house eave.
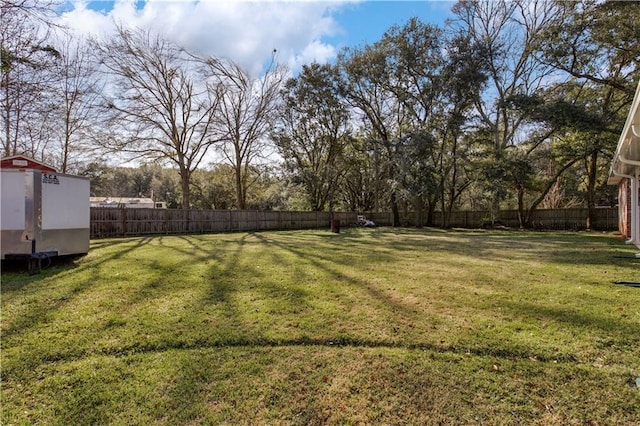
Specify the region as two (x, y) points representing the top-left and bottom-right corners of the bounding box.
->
(608, 80), (640, 185)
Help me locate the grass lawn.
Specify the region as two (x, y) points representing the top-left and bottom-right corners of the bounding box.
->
(2, 228), (640, 425)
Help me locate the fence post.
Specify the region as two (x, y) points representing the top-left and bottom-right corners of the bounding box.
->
(121, 208), (127, 237)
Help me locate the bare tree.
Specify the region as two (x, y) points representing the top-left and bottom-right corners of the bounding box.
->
(204, 52), (286, 210)
(91, 26), (222, 208)
(1, 0), (59, 159)
(49, 33), (102, 173)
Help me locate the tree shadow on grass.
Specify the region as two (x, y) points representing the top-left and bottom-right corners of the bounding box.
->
(192, 230), (640, 364)
(112, 230), (416, 363)
(498, 298), (640, 336)
(198, 234), (249, 304)
(1, 237), (155, 342)
(1, 254), (86, 292)
(5, 230), (639, 415)
(4, 229), (640, 425)
(369, 229), (640, 268)
(251, 232), (420, 321)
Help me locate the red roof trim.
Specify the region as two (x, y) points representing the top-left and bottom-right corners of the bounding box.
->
(0, 156), (58, 173)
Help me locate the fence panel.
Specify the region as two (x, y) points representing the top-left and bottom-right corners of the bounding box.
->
(91, 207), (124, 238)
(90, 207), (619, 239)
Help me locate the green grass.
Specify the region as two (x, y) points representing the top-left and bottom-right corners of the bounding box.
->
(2, 228), (640, 425)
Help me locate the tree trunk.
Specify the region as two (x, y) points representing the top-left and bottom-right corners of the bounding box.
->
(585, 151), (598, 229)
(61, 107), (72, 173)
(3, 72), (11, 156)
(517, 185), (525, 228)
(525, 158), (580, 228)
(179, 167), (190, 209)
(414, 195), (424, 228)
(426, 194), (437, 227)
(235, 165), (245, 210)
(391, 191), (400, 226)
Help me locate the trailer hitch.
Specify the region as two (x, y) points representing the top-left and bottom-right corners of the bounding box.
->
(27, 240), (57, 275)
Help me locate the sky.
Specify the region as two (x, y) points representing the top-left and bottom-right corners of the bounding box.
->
(56, 0), (456, 75)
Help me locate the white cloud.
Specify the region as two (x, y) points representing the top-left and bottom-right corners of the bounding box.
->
(56, 0), (351, 75)
(56, 1), (117, 37)
(288, 40), (337, 71)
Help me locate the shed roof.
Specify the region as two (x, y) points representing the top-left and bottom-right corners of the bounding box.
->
(0, 155), (57, 173)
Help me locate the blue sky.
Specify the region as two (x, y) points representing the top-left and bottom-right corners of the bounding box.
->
(329, 1), (454, 47)
(57, 1), (456, 74)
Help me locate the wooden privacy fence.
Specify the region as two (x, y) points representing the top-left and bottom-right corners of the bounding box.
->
(409, 207), (619, 231)
(90, 207), (619, 239)
(90, 208), (363, 238)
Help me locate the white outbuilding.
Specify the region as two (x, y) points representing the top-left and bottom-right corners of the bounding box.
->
(1, 156), (90, 269)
